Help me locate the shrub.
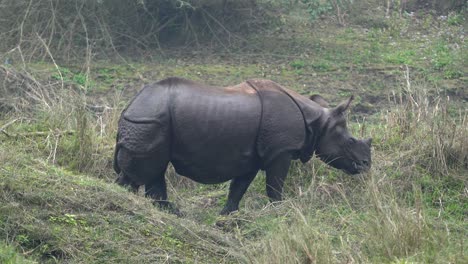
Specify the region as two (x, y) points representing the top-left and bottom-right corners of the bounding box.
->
(0, 0), (259, 60)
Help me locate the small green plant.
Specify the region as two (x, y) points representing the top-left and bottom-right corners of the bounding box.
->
(49, 214), (87, 227)
(72, 73), (87, 86)
(15, 234), (30, 245)
(0, 242), (34, 264)
(421, 13), (433, 30)
(447, 12), (463, 26)
(383, 49), (415, 65)
(162, 226), (184, 249)
(294, 69), (304, 75)
(51, 67), (70, 81)
(431, 42), (453, 70)
(310, 60), (331, 71)
(51, 67), (92, 89)
(383, 14), (410, 38)
(443, 69), (462, 79)
(290, 59), (306, 69)
(96, 67), (116, 83)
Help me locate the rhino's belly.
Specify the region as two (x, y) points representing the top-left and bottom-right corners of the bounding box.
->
(171, 150), (259, 184)
(169, 84), (262, 184)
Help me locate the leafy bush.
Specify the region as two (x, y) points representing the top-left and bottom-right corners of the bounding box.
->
(300, 0), (355, 25)
(301, 0), (333, 21)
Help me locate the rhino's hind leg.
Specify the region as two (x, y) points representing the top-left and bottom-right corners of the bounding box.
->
(220, 170), (258, 215)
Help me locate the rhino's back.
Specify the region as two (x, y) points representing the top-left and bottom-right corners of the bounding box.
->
(169, 80), (262, 183)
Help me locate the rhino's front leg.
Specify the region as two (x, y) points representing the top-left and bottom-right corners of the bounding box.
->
(143, 162), (182, 216)
(115, 172), (139, 193)
(145, 176), (182, 216)
(220, 170), (258, 215)
(265, 153), (292, 202)
(145, 176), (168, 205)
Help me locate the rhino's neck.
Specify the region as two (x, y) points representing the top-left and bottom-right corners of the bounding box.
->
(300, 108), (329, 163)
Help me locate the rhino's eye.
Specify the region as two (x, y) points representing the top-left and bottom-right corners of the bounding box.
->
(348, 137), (357, 144)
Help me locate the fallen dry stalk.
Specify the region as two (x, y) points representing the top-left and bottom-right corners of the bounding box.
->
(0, 129), (75, 139)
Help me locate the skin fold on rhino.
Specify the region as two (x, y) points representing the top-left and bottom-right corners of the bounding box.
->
(114, 77), (372, 215)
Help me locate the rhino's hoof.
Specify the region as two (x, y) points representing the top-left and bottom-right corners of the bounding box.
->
(154, 201), (184, 217)
(219, 206), (239, 215)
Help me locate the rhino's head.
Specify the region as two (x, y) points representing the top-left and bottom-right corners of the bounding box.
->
(311, 95), (372, 174)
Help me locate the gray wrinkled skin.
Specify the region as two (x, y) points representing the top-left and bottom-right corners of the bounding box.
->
(114, 77), (372, 215)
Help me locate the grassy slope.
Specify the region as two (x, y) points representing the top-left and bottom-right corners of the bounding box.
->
(0, 143), (242, 263)
(1, 3), (467, 264)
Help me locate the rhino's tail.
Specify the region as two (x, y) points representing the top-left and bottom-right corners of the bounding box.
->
(113, 133), (121, 174)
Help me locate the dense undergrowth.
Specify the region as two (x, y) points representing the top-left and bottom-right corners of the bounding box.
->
(1, 1), (467, 263)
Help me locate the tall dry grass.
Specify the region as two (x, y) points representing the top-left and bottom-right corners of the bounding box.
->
(245, 175), (445, 263)
(0, 58), (123, 180)
(379, 68), (467, 177)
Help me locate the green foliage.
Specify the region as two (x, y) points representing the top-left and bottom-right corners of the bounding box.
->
(162, 226), (184, 249)
(383, 49), (415, 65)
(301, 0), (333, 21)
(431, 42), (453, 70)
(289, 59), (305, 69)
(447, 12), (463, 25)
(51, 67), (93, 89)
(443, 69), (463, 79)
(428, 41), (464, 79)
(49, 214), (88, 227)
(310, 60), (332, 71)
(300, 0), (354, 25)
(0, 242), (35, 264)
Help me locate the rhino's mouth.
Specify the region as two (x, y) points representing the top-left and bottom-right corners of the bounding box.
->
(346, 161), (369, 175)
(318, 155), (370, 175)
(340, 161), (358, 174)
(349, 161), (361, 174)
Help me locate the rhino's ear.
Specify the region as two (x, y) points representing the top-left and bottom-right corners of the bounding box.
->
(332, 95), (354, 116)
(310, 94), (329, 108)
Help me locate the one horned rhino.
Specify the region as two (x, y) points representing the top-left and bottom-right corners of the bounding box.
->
(113, 77), (371, 215)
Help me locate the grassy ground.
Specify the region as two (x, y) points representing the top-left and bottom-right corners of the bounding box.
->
(1, 3), (467, 263)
